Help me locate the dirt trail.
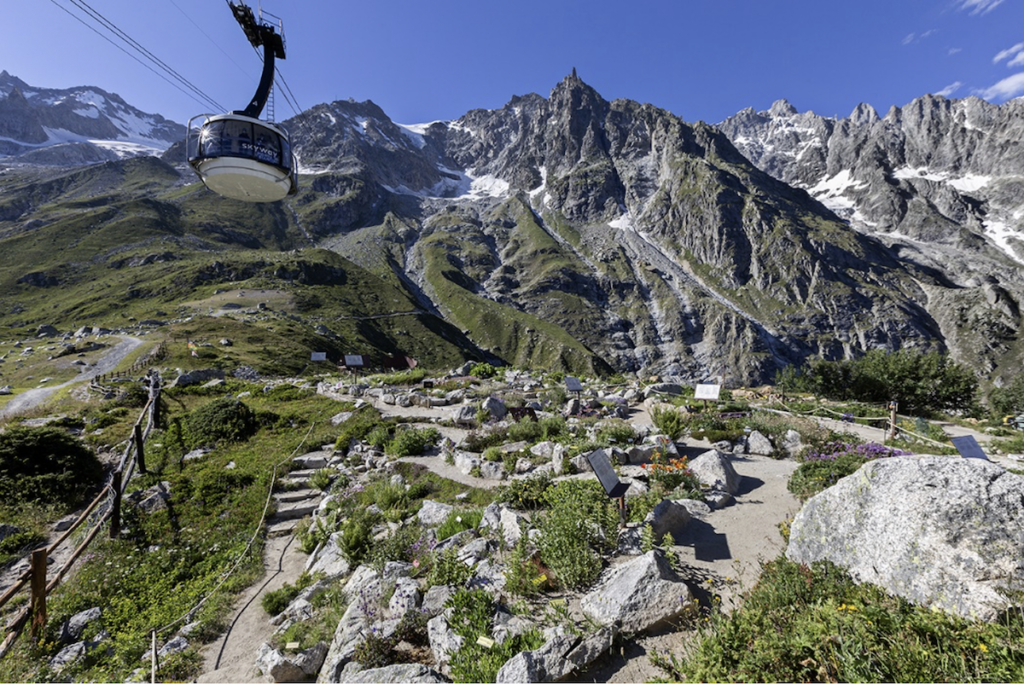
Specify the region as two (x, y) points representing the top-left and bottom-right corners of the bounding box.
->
(0, 336), (144, 420)
(197, 535), (308, 683)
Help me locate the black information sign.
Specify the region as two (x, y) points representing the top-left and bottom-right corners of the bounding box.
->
(951, 435), (989, 461)
(587, 448), (630, 498)
(565, 376), (583, 393)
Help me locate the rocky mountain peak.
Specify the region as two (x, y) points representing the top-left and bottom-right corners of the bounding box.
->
(849, 102), (879, 126)
(768, 99), (798, 117)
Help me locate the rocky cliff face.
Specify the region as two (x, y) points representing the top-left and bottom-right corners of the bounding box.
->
(0, 70), (183, 164)
(289, 74), (946, 383)
(4, 71), (1021, 385)
(719, 95), (1024, 382)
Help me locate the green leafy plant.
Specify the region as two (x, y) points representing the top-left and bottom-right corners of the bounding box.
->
(427, 547), (474, 588)
(385, 427), (440, 457)
(537, 480), (617, 589)
(651, 405), (688, 440)
(184, 396), (258, 448)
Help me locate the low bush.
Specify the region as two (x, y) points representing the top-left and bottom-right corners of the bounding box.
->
(333, 408), (386, 452)
(0, 426), (103, 507)
(651, 405), (688, 440)
(436, 509), (482, 541)
(788, 442), (910, 501)
(445, 588), (546, 683)
(184, 397), (258, 448)
(496, 474), (553, 510)
(427, 547), (474, 588)
(657, 557), (1024, 683)
(537, 480), (617, 589)
(385, 427), (440, 457)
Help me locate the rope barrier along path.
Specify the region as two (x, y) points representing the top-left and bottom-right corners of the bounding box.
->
(152, 421), (317, 649)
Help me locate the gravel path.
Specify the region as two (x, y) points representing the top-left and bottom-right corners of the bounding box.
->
(0, 336), (144, 420)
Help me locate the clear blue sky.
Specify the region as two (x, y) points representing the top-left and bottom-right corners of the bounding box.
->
(4, 0), (1023, 127)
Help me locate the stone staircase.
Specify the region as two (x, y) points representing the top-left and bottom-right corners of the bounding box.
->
(265, 449), (334, 538)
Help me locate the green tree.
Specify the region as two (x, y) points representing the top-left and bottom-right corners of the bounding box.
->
(808, 349), (977, 415)
(990, 373), (1024, 418)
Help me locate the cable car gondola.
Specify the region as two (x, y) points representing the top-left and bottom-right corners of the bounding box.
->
(187, 1), (297, 202)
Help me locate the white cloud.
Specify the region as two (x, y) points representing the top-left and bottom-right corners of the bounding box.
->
(902, 33), (916, 45)
(936, 81), (964, 97)
(948, 47), (962, 55)
(958, 0), (1006, 14)
(993, 42), (1024, 64)
(977, 72), (1024, 101)
(1011, 53), (1024, 68)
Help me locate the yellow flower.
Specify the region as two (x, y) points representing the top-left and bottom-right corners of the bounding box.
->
(978, 643), (989, 653)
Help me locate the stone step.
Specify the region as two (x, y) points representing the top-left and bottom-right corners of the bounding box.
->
(275, 488), (322, 504)
(270, 499), (320, 522)
(265, 519), (298, 539)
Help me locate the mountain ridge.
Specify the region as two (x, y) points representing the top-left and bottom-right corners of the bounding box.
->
(2, 71), (1021, 386)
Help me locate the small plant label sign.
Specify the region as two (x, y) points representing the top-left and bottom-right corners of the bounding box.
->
(476, 636), (495, 649)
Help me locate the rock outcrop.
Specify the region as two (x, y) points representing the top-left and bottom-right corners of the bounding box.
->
(786, 456), (1024, 622)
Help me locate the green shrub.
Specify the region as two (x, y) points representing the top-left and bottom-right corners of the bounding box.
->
(266, 384), (313, 401)
(427, 547), (475, 588)
(596, 419), (637, 445)
(368, 526), (424, 572)
(496, 474), (553, 510)
(652, 405), (687, 440)
(788, 442), (910, 501)
(469, 363), (500, 379)
(0, 427), (103, 507)
(308, 468), (337, 492)
(365, 424), (392, 448)
(184, 397), (258, 448)
(445, 589), (544, 682)
(462, 428), (508, 453)
(333, 408), (386, 452)
(261, 572), (316, 616)
(537, 480), (617, 589)
(503, 537), (551, 596)
(385, 427), (440, 457)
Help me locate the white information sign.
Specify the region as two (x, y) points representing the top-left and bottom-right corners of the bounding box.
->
(694, 383), (722, 401)
(344, 355), (365, 367)
(310, 352), (327, 362)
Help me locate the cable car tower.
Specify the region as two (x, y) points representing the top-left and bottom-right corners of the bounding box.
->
(186, 2), (298, 202)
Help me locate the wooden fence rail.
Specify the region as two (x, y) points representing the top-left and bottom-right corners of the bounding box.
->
(0, 372), (162, 659)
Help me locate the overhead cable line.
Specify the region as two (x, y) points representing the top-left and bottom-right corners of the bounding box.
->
(55, 0), (224, 112)
(47, 0), (216, 111)
(167, 0), (252, 81)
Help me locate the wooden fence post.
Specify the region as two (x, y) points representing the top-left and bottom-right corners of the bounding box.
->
(135, 423), (146, 474)
(110, 471), (122, 539)
(30, 549), (47, 639)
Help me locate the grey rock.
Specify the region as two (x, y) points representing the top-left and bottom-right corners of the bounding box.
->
(495, 625), (616, 683)
(59, 606), (101, 644)
(157, 635), (189, 659)
(427, 613), (464, 676)
(453, 404), (478, 426)
(330, 411), (354, 426)
(482, 396), (507, 420)
(418, 500), (454, 526)
(643, 499), (692, 544)
(295, 453), (329, 469)
(580, 551), (694, 632)
(421, 584), (456, 616)
(688, 450), (741, 494)
(786, 457), (1024, 622)
(781, 429), (803, 458)
(336, 663), (447, 683)
(171, 368), (224, 388)
(304, 532), (353, 580)
(257, 641), (328, 682)
(744, 430), (775, 456)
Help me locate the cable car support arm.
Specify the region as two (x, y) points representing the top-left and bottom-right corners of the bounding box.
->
(227, 1), (285, 118)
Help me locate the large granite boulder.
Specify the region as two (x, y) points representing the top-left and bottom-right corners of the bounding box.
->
(688, 449), (741, 508)
(256, 642), (328, 682)
(786, 457), (1024, 622)
(580, 551), (693, 632)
